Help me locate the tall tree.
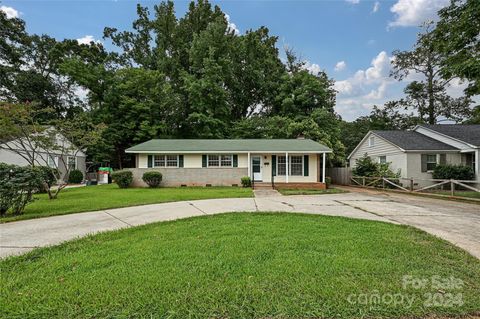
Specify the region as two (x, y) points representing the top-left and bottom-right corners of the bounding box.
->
(390, 22), (472, 124)
(434, 0), (480, 96)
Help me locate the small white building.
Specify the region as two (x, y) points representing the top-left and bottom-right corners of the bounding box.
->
(348, 124), (480, 184)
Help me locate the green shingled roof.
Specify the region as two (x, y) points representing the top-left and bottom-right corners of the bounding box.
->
(125, 139), (331, 153)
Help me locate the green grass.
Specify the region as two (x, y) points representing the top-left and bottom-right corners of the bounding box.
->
(278, 187), (348, 196)
(0, 184), (253, 223)
(1, 213), (479, 319)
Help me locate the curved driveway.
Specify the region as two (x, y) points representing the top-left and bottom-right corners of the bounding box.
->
(1, 188), (479, 259)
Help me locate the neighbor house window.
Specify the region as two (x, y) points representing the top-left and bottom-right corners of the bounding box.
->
(277, 156), (286, 175)
(290, 156), (303, 176)
(369, 136), (375, 147)
(426, 154), (437, 171)
(208, 155), (220, 167)
(67, 156), (76, 170)
(379, 156), (387, 164)
(220, 155), (232, 167)
(47, 155), (57, 168)
(153, 155), (178, 167)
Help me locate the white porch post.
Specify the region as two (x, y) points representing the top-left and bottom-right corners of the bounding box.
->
(322, 152), (326, 184)
(247, 152), (251, 178)
(476, 150), (480, 181)
(286, 152), (289, 183)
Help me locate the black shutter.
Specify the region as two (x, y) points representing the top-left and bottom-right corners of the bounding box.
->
(233, 154), (238, 167)
(148, 155), (153, 168)
(421, 154), (427, 172)
(179, 155), (184, 167)
(202, 155), (207, 167)
(304, 155), (309, 176)
(271, 155), (276, 176)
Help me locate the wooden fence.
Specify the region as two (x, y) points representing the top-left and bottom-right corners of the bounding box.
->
(350, 176), (480, 196)
(327, 167), (351, 185)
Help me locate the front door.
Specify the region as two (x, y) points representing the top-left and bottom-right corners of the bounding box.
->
(252, 156), (262, 181)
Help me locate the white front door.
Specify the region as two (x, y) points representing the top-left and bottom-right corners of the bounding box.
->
(252, 156), (262, 181)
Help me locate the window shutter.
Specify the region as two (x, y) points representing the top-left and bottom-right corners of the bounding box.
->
(271, 155), (276, 176)
(421, 154), (427, 172)
(304, 155), (309, 176)
(179, 155), (184, 167)
(148, 155), (153, 168)
(202, 155), (207, 167)
(439, 154), (446, 165)
(233, 154), (238, 167)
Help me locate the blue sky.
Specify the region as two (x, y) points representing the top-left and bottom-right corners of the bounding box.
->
(2, 0), (462, 121)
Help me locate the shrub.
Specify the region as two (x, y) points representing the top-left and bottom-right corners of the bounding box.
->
(353, 154), (399, 178)
(432, 164), (475, 180)
(0, 163), (43, 216)
(325, 176), (331, 189)
(111, 170), (133, 188)
(142, 171), (163, 188)
(241, 176), (252, 188)
(68, 169), (84, 184)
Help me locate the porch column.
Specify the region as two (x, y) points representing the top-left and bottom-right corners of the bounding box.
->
(476, 150), (480, 181)
(322, 152), (326, 183)
(286, 152), (289, 183)
(247, 152), (251, 178)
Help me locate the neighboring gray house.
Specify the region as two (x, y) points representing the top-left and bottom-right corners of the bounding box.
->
(348, 124), (480, 185)
(0, 131), (87, 182)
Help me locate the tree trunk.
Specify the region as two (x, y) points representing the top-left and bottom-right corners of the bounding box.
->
(427, 57), (436, 124)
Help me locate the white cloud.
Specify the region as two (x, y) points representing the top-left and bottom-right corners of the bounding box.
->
(225, 14), (240, 35)
(372, 1), (380, 13)
(388, 0), (449, 28)
(334, 61), (347, 72)
(76, 35), (100, 45)
(345, 0), (360, 4)
(0, 5), (19, 19)
(334, 51), (398, 120)
(303, 62), (322, 75)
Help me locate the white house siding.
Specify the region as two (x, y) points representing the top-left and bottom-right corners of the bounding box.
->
(0, 149), (31, 166)
(138, 154), (249, 169)
(349, 132), (405, 169)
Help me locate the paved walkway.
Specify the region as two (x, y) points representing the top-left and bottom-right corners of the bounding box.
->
(1, 189), (479, 259)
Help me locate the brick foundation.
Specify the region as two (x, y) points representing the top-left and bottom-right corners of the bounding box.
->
(127, 168), (248, 187)
(273, 182), (327, 190)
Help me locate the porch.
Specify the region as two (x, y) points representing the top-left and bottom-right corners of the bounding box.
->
(246, 152), (328, 188)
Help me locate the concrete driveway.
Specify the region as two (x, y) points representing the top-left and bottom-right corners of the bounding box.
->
(1, 188), (479, 259)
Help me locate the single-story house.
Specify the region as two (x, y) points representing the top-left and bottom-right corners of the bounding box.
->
(0, 130), (86, 182)
(348, 124), (480, 185)
(125, 139), (332, 188)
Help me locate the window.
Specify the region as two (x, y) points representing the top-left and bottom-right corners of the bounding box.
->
(166, 155), (178, 167)
(47, 155), (57, 168)
(208, 155), (219, 167)
(67, 156), (76, 170)
(153, 155), (178, 167)
(378, 156), (387, 164)
(277, 156), (286, 175)
(290, 156), (303, 176)
(154, 155), (165, 167)
(369, 136), (375, 147)
(220, 155), (232, 167)
(426, 154), (437, 171)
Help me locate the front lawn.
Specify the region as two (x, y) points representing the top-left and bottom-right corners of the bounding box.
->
(278, 187), (348, 196)
(0, 184), (253, 223)
(1, 213), (479, 318)
(431, 190), (480, 200)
